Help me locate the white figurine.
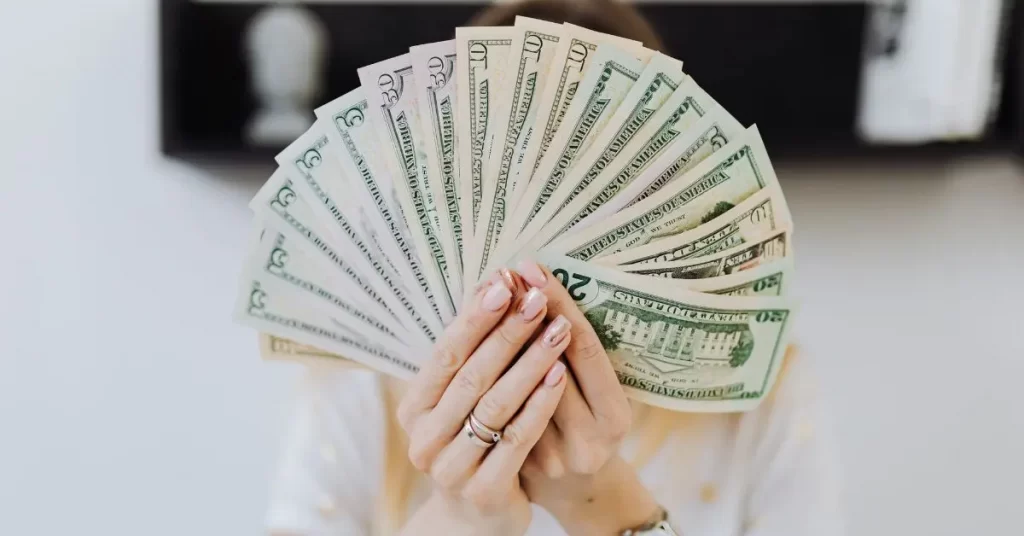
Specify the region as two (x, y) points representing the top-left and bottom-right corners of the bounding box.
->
(244, 2), (327, 146)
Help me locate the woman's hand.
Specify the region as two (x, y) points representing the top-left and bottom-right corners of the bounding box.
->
(396, 272), (573, 536)
(514, 260), (661, 535)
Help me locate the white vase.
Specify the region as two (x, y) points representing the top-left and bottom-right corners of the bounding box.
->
(244, 3), (327, 146)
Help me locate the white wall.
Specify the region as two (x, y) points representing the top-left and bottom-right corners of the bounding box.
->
(0, 2), (286, 533)
(0, 2), (1022, 535)
(783, 157), (1024, 535)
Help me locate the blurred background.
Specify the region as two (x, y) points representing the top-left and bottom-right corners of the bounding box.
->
(1, 0), (1022, 534)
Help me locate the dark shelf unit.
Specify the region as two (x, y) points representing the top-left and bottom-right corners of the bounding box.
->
(160, 1), (1023, 162)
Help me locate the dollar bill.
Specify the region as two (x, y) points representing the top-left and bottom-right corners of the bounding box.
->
(274, 126), (443, 341)
(250, 170), (404, 329)
(539, 77), (726, 241)
(245, 227), (411, 356)
(455, 27), (513, 250)
(410, 41), (465, 306)
(469, 17), (564, 280)
(260, 334), (375, 372)
(597, 183), (794, 267)
(259, 334), (348, 364)
(495, 44), (644, 264)
(516, 54), (686, 255)
(537, 251), (794, 412)
(504, 24), (642, 213)
(235, 277), (419, 380)
(358, 54), (457, 324)
(550, 126), (780, 261)
(577, 109), (745, 232)
(315, 89), (443, 329)
(680, 258), (793, 298)
(617, 227), (792, 273)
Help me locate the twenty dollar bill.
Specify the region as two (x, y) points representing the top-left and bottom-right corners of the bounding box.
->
(538, 252), (794, 412)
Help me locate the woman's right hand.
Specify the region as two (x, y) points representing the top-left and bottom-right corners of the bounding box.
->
(396, 272), (573, 535)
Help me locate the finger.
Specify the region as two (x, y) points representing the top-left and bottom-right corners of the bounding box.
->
(495, 266), (528, 298)
(416, 287), (550, 459)
(523, 424), (565, 480)
(473, 315), (572, 429)
(551, 367), (595, 432)
(399, 274), (514, 426)
(466, 361), (567, 496)
(423, 315), (570, 490)
(425, 425), (489, 495)
(464, 266), (526, 307)
(550, 370), (615, 475)
(517, 259), (625, 420)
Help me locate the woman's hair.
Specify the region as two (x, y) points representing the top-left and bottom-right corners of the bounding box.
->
(469, 0), (666, 53)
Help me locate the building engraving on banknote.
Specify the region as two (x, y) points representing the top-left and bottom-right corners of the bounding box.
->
(543, 257), (792, 412)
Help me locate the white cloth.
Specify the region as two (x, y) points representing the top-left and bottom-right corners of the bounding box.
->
(266, 356), (843, 535)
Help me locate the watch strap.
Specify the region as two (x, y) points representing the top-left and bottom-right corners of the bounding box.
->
(621, 507), (678, 535)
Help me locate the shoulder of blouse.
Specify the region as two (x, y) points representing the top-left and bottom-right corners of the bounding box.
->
(738, 349), (845, 535)
(266, 367), (391, 535)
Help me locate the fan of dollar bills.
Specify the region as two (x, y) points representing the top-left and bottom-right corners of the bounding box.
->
(235, 18), (796, 413)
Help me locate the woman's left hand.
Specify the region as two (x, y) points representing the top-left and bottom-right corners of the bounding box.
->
(513, 260), (662, 535)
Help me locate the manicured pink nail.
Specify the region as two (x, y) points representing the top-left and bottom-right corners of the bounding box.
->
(498, 268), (522, 296)
(544, 361), (566, 387)
(516, 259), (547, 288)
(481, 281), (512, 311)
(542, 315), (571, 347)
(473, 277), (495, 295)
(518, 288), (547, 321)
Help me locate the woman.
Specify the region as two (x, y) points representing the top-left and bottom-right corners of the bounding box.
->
(267, 259), (841, 535)
(268, 1), (841, 533)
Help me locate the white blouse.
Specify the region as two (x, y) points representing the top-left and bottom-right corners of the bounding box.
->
(266, 355), (843, 535)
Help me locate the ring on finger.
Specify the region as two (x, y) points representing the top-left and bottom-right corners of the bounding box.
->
(469, 412), (503, 444)
(463, 416), (498, 448)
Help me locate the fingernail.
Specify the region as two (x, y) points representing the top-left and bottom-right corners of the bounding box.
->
(498, 268), (521, 296)
(481, 281), (512, 311)
(473, 276), (495, 295)
(518, 288), (547, 321)
(544, 361), (566, 387)
(516, 259), (547, 288)
(542, 315), (571, 347)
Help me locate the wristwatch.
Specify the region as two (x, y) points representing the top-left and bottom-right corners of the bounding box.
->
(620, 507), (679, 536)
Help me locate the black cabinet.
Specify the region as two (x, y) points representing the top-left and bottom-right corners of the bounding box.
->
(160, 1), (1022, 161)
